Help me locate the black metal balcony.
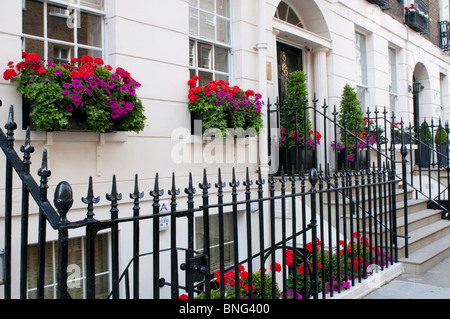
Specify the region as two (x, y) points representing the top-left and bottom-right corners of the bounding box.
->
(367, 0), (390, 10)
(440, 21), (450, 51)
(405, 10), (429, 33)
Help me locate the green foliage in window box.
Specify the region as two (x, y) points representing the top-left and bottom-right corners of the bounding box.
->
(187, 75), (264, 136)
(4, 52), (146, 133)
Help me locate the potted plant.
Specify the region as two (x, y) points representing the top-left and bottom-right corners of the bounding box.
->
(4, 52), (146, 133)
(337, 84), (366, 170)
(435, 125), (448, 168)
(278, 71), (318, 172)
(418, 121), (432, 167)
(187, 76), (263, 136)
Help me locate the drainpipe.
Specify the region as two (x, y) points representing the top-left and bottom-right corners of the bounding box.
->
(256, 0), (269, 173)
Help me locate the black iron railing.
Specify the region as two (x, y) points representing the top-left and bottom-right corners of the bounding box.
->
(440, 21), (450, 51)
(367, 0), (390, 10)
(0, 102), (409, 299)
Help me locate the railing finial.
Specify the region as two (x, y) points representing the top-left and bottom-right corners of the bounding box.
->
(54, 181), (73, 225)
(82, 176), (100, 221)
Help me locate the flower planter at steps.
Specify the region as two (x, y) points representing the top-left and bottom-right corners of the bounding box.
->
(278, 148), (315, 174)
(337, 149), (369, 171)
(436, 144), (449, 168)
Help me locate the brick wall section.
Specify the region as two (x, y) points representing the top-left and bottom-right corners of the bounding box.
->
(384, 0), (441, 48)
(428, 0), (441, 48)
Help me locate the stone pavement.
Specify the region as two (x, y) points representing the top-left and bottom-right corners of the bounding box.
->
(363, 256), (450, 299)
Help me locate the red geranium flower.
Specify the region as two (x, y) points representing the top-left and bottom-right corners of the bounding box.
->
(81, 55), (94, 64)
(94, 58), (104, 65)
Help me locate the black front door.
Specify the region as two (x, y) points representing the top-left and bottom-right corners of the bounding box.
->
(277, 42), (303, 101)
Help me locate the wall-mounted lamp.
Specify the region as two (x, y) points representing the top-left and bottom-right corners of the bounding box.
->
(409, 80), (424, 93)
(0, 249), (5, 285)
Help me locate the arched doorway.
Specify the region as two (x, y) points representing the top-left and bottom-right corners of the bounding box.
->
(412, 63), (430, 130)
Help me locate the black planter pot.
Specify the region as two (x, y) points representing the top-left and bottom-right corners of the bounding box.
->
(393, 132), (411, 145)
(337, 149), (368, 171)
(22, 97), (121, 133)
(369, 130), (383, 144)
(190, 112), (206, 135)
(417, 144), (431, 168)
(279, 148), (315, 173)
(436, 144), (449, 168)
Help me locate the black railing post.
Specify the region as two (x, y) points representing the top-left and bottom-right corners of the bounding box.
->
(150, 173), (164, 299)
(107, 175), (122, 299)
(54, 181), (73, 299)
(229, 168), (239, 299)
(215, 168), (226, 299)
(243, 167), (254, 299)
(184, 173), (196, 299)
(19, 128), (34, 299)
(82, 176), (100, 299)
(3, 105), (16, 299)
(37, 149), (51, 299)
(130, 174), (143, 299)
(256, 168), (266, 299)
(401, 145), (409, 258)
(199, 169), (212, 298)
(169, 173), (180, 299)
(309, 168), (319, 299)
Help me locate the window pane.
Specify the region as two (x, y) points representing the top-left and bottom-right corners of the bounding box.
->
(189, 40), (196, 67)
(49, 43), (74, 65)
(81, 0), (105, 10)
(198, 70), (213, 86)
(78, 48), (102, 59)
(95, 274), (110, 299)
(216, 0), (230, 18)
(23, 38), (45, 59)
(216, 73), (229, 83)
(199, 11), (215, 42)
(355, 33), (367, 86)
(215, 46), (228, 72)
(78, 12), (102, 47)
(389, 48), (397, 94)
(68, 280), (84, 299)
(189, 0), (198, 7)
(200, 0), (214, 12)
(357, 85), (366, 111)
(94, 234), (109, 273)
(189, 7), (199, 36)
(190, 69), (197, 79)
(47, 4), (74, 43)
(216, 17), (230, 45)
(23, 0), (44, 37)
(198, 43), (212, 69)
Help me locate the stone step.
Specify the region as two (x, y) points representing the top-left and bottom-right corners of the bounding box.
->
(397, 219), (450, 260)
(399, 233), (450, 274)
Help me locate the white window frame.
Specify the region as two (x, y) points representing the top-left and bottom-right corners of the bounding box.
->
(356, 31), (368, 111)
(189, 0), (232, 83)
(195, 211), (235, 272)
(26, 234), (111, 299)
(389, 47), (399, 118)
(22, 0), (107, 64)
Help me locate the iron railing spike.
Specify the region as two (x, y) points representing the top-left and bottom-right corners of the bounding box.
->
(38, 149), (51, 179)
(130, 174), (144, 200)
(169, 172), (180, 196)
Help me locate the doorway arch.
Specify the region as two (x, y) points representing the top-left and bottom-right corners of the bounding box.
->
(412, 63), (431, 129)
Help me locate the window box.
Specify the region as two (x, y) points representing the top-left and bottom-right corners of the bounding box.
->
(367, 0), (390, 9)
(405, 10), (429, 33)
